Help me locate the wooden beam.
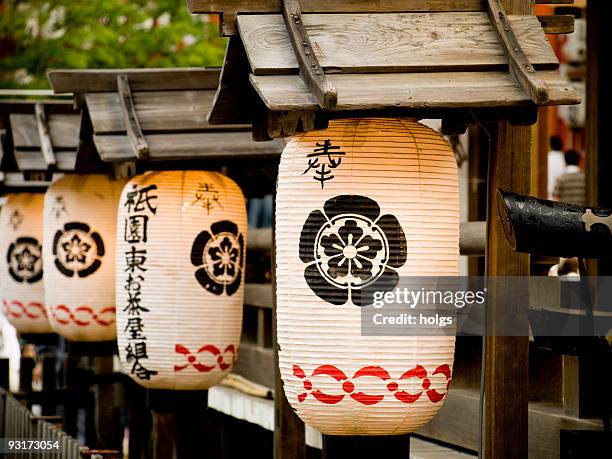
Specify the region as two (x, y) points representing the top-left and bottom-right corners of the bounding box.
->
(92, 131), (282, 162)
(487, 0), (549, 104)
(117, 75), (149, 160)
(281, 0), (336, 109)
(538, 14), (575, 34)
(34, 103), (57, 168)
(48, 68), (221, 94)
(249, 71), (579, 112)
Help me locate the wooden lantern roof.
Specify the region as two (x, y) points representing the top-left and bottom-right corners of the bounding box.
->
(47, 68), (284, 163)
(189, 0), (581, 138)
(0, 98), (80, 190)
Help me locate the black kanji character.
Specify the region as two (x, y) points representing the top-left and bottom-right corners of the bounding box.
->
(124, 215), (149, 243)
(125, 184), (158, 214)
(125, 247), (147, 273)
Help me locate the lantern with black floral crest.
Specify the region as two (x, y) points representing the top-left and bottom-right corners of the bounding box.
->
(115, 171), (246, 389)
(43, 174), (126, 341)
(276, 118), (459, 435)
(1, 193), (52, 334)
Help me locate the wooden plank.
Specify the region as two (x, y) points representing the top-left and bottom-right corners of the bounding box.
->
(249, 71), (580, 111)
(487, 0), (549, 104)
(189, 0), (487, 14)
(47, 68), (221, 94)
(535, 0), (573, 3)
(232, 343), (275, 388)
(417, 388), (602, 457)
(281, 0), (337, 109)
(117, 75), (149, 159)
(13, 150), (76, 171)
(238, 13), (558, 75)
(9, 114), (80, 149)
(538, 14), (574, 34)
(86, 91), (249, 134)
(93, 132), (283, 162)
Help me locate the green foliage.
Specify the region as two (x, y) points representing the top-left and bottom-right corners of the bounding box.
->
(0, 0), (227, 88)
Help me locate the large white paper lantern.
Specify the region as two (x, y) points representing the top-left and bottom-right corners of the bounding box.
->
(0, 193), (52, 334)
(43, 174), (126, 341)
(276, 118), (459, 435)
(116, 171), (246, 389)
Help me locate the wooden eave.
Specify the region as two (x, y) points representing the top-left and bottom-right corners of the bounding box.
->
(0, 99), (79, 179)
(195, 1), (581, 137)
(47, 68), (284, 162)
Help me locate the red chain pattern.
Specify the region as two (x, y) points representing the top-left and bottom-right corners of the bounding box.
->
(50, 305), (116, 327)
(293, 363), (451, 405)
(2, 300), (47, 320)
(174, 344), (237, 373)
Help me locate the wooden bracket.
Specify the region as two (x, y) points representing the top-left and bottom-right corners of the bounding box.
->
(281, 0), (337, 109)
(487, 0), (550, 105)
(34, 104), (57, 169)
(117, 75), (149, 160)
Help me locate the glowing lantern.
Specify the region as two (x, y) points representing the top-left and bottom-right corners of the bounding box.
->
(116, 171), (246, 389)
(276, 118), (459, 435)
(0, 193), (52, 333)
(43, 174), (126, 341)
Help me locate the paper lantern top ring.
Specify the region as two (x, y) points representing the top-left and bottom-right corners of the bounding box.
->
(299, 194), (408, 307)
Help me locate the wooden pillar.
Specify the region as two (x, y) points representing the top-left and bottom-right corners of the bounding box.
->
(483, 3), (533, 456)
(273, 204), (306, 459)
(585, 0), (612, 274)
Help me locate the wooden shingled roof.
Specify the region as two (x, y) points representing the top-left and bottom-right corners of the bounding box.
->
(47, 68), (284, 162)
(0, 99), (80, 190)
(189, 0), (581, 138)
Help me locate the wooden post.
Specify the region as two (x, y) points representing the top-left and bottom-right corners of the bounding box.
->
(148, 389), (208, 459)
(322, 435), (410, 459)
(483, 4), (533, 457)
(273, 197), (306, 459)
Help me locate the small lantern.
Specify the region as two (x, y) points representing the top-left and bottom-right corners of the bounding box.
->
(276, 118), (459, 435)
(0, 193), (52, 334)
(43, 174), (126, 341)
(116, 171), (246, 390)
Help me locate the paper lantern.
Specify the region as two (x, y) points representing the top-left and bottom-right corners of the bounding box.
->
(276, 118), (459, 435)
(0, 193), (52, 334)
(116, 171), (246, 390)
(43, 174), (126, 341)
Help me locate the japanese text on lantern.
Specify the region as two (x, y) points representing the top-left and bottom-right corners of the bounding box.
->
(302, 139), (345, 189)
(123, 184), (158, 380)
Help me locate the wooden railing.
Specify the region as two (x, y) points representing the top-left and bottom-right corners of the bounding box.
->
(0, 388), (119, 459)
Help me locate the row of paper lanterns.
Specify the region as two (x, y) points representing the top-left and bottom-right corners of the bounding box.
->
(0, 119), (459, 435)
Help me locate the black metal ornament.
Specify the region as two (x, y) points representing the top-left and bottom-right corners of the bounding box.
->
(496, 189), (612, 259)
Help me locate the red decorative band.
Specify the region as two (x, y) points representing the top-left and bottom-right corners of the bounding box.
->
(293, 363), (452, 405)
(174, 344), (237, 373)
(2, 300), (47, 320)
(50, 305), (116, 327)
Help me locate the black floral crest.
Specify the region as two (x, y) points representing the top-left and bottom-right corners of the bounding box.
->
(299, 195), (407, 307)
(53, 222), (105, 278)
(7, 237), (43, 283)
(191, 220), (244, 296)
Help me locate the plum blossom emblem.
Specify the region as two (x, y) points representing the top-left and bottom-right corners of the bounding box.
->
(299, 195), (407, 307)
(7, 237), (43, 283)
(191, 221), (244, 296)
(53, 222), (105, 278)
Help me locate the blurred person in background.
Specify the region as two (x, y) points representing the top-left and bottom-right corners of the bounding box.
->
(553, 149), (586, 205)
